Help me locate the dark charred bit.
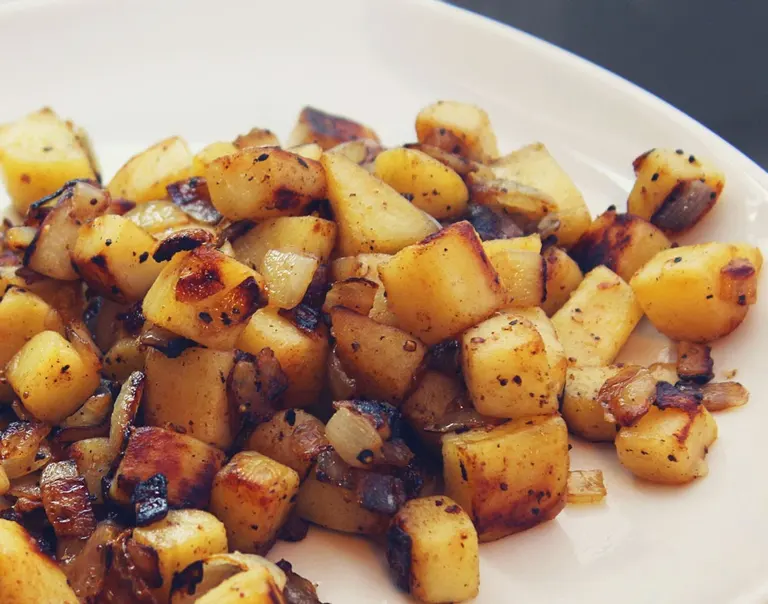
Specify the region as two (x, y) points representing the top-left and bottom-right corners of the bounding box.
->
(651, 179), (718, 233)
(357, 473), (406, 515)
(170, 559), (204, 597)
(280, 303), (321, 333)
(285, 409), (297, 427)
(215, 219), (254, 247)
(276, 559), (326, 604)
(460, 460), (469, 481)
(116, 301), (146, 335)
(278, 510), (310, 543)
(90, 254), (107, 268)
(272, 188), (303, 211)
(140, 325), (199, 358)
(338, 400), (405, 439)
(25, 179), (89, 224)
(303, 198), (334, 221)
(131, 473), (169, 526)
(386, 521), (413, 593)
(467, 203), (524, 241)
(444, 504), (461, 514)
(721, 257), (756, 281)
(153, 228), (215, 263)
(108, 198), (137, 215)
(166, 177), (222, 225)
(300, 264), (329, 311)
(654, 381), (701, 413)
(569, 209), (638, 274)
(83, 295), (104, 337)
(426, 339), (462, 376)
(676, 341), (714, 384)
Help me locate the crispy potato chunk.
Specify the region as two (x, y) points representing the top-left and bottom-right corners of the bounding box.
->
(379, 222), (505, 345)
(233, 216), (337, 269)
(0, 519), (78, 603)
(463, 312), (556, 418)
(109, 426), (225, 507)
(191, 141), (238, 177)
(72, 214), (162, 303)
(288, 106), (380, 150)
(415, 101), (499, 162)
(630, 243), (762, 342)
(0, 108), (97, 214)
(483, 234), (542, 254)
(322, 152), (439, 255)
(207, 147), (326, 221)
(561, 366), (621, 441)
(616, 404), (717, 484)
(0, 287), (64, 369)
(132, 509), (228, 603)
(196, 566), (286, 604)
(541, 247), (583, 316)
(210, 452), (300, 554)
(331, 306), (426, 403)
(443, 415), (569, 542)
(628, 148), (725, 233)
(511, 307), (567, 398)
(107, 136), (192, 203)
(491, 143), (591, 248)
(144, 347), (236, 449)
(552, 266), (643, 366)
(570, 209), (671, 282)
(7, 330), (101, 423)
(374, 147), (469, 219)
(142, 247), (267, 350)
(234, 127), (280, 150)
(484, 247), (546, 308)
(387, 496), (479, 603)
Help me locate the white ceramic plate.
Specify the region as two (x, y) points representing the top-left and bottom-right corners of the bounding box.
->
(1, 0), (767, 602)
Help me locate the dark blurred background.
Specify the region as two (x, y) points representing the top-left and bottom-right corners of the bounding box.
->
(447, 0), (768, 169)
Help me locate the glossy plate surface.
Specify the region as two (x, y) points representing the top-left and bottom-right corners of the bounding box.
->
(0, 0), (766, 601)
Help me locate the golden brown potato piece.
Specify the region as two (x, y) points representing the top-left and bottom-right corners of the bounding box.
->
(374, 147), (469, 219)
(232, 216), (337, 269)
(322, 152), (439, 255)
(131, 509), (228, 603)
(109, 426), (225, 507)
(0, 287), (64, 369)
(443, 415), (569, 542)
(0, 519), (78, 603)
(69, 437), (112, 503)
(491, 143), (591, 248)
(107, 136), (193, 203)
(541, 247), (584, 316)
(207, 147), (326, 221)
(628, 148), (725, 233)
(196, 567), (285, 604)
(331, 306), (426, 403)
(630, 243), (762, 342)
(552, 266), (643, 366)
(7, 330), (101, 423)
(484, 246), (546, 308)
(210, 452), (300, 554)
(71, 214), (163, 303)
(144, 347), (236, 449)
(616, 399), (717, 484)
(191, 141), (238, 177)
(237, 308), (328, 407)
(511, 307), (567, 398)
(561, 366), (621, 441)
(142, 246), (267, 350)
(288, 106), (380, 150)
(462, 312), (557, 418)
(233, 127), (280, 150)
(379, 221), (505, 345)
(570, 209), (671, 282)
(415, 101), (499, 162)
(0, 108), (97, 214)
(387, 496), (479, 603)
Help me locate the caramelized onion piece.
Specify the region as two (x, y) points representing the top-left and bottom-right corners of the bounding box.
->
(167, 176), (222, 225)
(108, 370), (145, 458)
(654, 381), (701, 413)
(131, 473), (169, 526)
(677, 381), (749, 412)
(567, 470), (607, 504)
(40, 460), (96, 540)
(598, 366), (656, 426)
(0, 421), (51, 479)
(423, 407), (502, 434)
(651, 179), (716, 232)
(276, 559), (325, 604)
(676, 341), (714, 384)
(466, 204), (523, 241)
(139, 324), (198, 358)
(62, 521), (123, 602)
(228, 348), (288, 424)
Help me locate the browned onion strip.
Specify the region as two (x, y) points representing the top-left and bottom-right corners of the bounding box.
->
(167, 177), (222, 225)
(423, 407), (502, 434)
(0, 421), (51, 479)
(228, 348), (288, 424)
(61, 521), (123, 602)
(677, 341), (714, 384)
(651, 179), (717, 232)
(678, 381), (749, 412)
(597, 366), (656, 426)
(108, 371), (145, 458)
(40, 460), (97, 540)
(567, 470), (607, 504)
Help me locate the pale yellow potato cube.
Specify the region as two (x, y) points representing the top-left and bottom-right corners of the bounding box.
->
(192, 141), (238, 177)
(0, 288), (64, 369)
(415, 100), (499, 162)
(561, 366), (621, 441)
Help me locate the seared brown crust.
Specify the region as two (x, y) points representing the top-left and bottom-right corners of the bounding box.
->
(676, 342), (714, 384)
(296, 107), (381, 150)
(153, 228), (214, 263)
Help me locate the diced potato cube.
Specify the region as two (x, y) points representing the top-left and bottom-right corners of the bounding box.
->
(0, 108), (96, 214)
(237, 309), (329, 407)
(482, 234), (542, 255)
(628, 148), (725, 232)
(207, 147), (326, 220)
(288, 106), (380, 150)
(0, 288), (64, 368)
(234, 127), (280, 150)
(387, 496), (479, 603)
(260, 250), (319, 310)
(374, 147), (469, 219)
(379, 222), (505, 345)
(233, 216), (337, 269)
(561, 366), (621, 441)
(511, 307), (567, 398)
(570, 209), (671, 281)
(0, 519), (78, 603)
(72, 214), (162, 303)
(196, 567), (285, 604)
(322, 152), (439, 255)
(331, 306), (426, 403)
(108, 136), (193, 203)
(443, 415), (569, 542)
(210, 452), (300, 554)
(462, 312), (556, 418)
(142, 247), (267, 350)
(7, 330), (100, 423)
(145, 347), (236, 449)
(630, 243), (762, 342)
(615, 404), (717, 484)
(132, 509), (228, 603)
(415, 101), (499, 162)
(192, 141), (238, 177)
(109, 426), (225, 507)
(485, 248), (545, 308)
(69, 437), (112, 503)
(552, 266), (643, 366)
(541, 247), (583, 316)
(491, 143), (591, 248)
